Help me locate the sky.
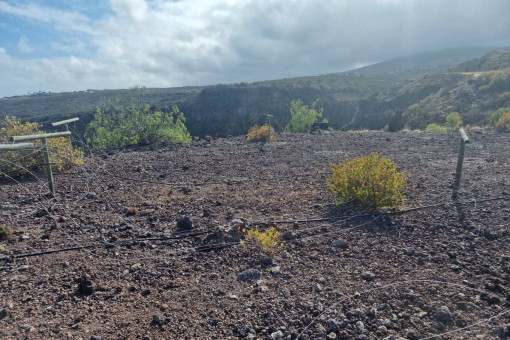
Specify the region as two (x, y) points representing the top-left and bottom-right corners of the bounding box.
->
(0, 0), (509, 98)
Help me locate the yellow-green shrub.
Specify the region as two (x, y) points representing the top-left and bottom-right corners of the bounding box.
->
(240, 226), (283, 253)
(0, 116), (84, 176)
(495, 112), (510, 132)
(425, 123), (448, 133)
(327, 152), (406, 209)
(246, 125), (276, 142)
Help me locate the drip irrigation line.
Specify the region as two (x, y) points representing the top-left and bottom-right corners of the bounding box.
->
(11, 229), (208, 259)
(267, 195), (509, 225)
(7, 194), (508, 260)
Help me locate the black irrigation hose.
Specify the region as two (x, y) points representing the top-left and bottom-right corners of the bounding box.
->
(8, 195), (509, 259)
(264, 195), (510, 225)
(11, 229), (208, 259)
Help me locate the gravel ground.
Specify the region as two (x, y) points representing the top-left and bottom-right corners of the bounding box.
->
(1, 130), (509, 340)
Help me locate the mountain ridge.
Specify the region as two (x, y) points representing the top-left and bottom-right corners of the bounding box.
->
(1, 46), (509, 137)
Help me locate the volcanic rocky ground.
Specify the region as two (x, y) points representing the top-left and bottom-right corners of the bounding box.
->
(0, 130), (509, 340)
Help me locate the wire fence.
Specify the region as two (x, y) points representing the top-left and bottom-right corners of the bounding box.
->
(1, 127), (509, 339)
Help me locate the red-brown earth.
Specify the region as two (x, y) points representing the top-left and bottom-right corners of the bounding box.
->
(0, 130), (509, 340)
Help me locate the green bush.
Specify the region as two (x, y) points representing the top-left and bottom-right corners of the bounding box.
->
(85, 89), (192, 149)
(425, 123), (448, 133)
(495, 112), (510, 132)
(0, 116), (84, 176)
(246, 125), (276, 142)
(326, 153), (406, 209)
(488, 107), (510, 127)
(285, 99), (323, 133)
(445, 112), (463, 130)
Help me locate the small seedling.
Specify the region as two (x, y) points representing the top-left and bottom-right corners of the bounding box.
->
(239, 226), (284, 253)
(0, 225), (11, 240)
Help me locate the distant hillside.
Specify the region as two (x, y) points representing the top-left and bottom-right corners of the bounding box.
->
(452, 50), (510, 72)
(389, 50), (510, 130)
(347, 46), (503, 77)
(0, 47), (508, 137)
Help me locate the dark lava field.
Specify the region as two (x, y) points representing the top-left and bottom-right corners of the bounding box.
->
(1, 130), (509, 339)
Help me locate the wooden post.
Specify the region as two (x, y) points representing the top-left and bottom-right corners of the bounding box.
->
(41, 138), (55, 196)
(452, 128), (470, 200)
(51, 118), (78, 143)
(0, 143), (35, 151)
(267, 115), (274, 142)
(11, 131), (71, 142)
(10, 131), (71, 196)
(51, 117), (79, 127)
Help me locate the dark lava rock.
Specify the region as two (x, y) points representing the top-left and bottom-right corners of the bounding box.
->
(435, 306), (452, 323)
(176, 216), (193, 231)
(201, 223), (244, 249)
(326, 319), (341, 333)
(332, 239), (348, 249)
(361, 272), (376, 281)
(151, 315), (166, 327)
(480, 292), (501, 305)
(78, 280), (96, 295)
(83, 192), (97, 200)
(237, 269), (261, 282)
(233, 325), (254, 337)
(33, 209), (49, 218)
(260, 256), (277, 267)
(180, 186), (192, 194)
(281, 230), (297, 240)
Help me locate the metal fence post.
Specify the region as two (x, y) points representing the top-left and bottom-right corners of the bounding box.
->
(41, 138), (55, 196)
(11, 131), (71, 196)
(452, 128), (470, 200)
(267, 115), (274, 142)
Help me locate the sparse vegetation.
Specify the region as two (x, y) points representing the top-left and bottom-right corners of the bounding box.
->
(445, 112), (463, 130)
(240, 226), (283, 253)
(86, 87), (192, 150)
(424, 112), (462, 133)
(495, 112), (510, 132)
(0, 116), (84, 175)
(327, 152), (406, 209)
(246, 125), (276, 142)
(425, 123), (448, 133)
(0, 225), (11, 240)
(488, 107), (510, 128)
(285, 99), (324, 133)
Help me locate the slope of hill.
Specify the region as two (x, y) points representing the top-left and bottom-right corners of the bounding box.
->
(0, 47), (508, 137)
(348, 46), (503, 77)
(389, 50), (510, 130)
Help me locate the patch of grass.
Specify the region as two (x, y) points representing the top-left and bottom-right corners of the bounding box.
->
(425, 123), (448, 133)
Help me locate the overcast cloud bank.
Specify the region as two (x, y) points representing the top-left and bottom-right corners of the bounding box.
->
(0, 0), (509, 97)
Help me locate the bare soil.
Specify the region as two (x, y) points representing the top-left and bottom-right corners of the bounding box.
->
(1, 130), (509, 340)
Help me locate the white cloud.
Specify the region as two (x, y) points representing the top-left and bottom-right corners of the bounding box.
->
(0, 1), (94, 34)
(0, 0), (509, 97)
(16, 36), (34, 54)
